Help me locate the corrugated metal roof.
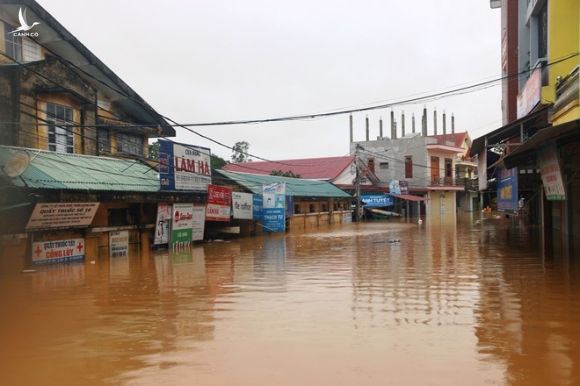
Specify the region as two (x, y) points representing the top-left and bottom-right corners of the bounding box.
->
(223, 156), (354, 181)
(0, 146), (159, 192)
(216, 170), (351, 198)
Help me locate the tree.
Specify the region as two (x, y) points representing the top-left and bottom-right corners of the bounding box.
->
(210, 154), (227, 170)
(148, 141), (160, 160)
(270, 169), (301, 178)
(231, 141), (250, 163)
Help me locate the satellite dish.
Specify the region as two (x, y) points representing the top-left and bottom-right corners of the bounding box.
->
(3, 151), (30, 178)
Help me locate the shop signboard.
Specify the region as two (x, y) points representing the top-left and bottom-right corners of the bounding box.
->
(154, 203), (172, 245)
(361, 194), (394, 208)
(253, 195), (263, 221)
(171, 203), (193, 247)
(399, 181), (409, 195)
(206, 184), (232, 221)
(192, 206), (206, 241)
(478, 151), (488, 191)
(497, 167), (519, 211)
(26, 202), (99, 230)
(32, 238), (85, 265)
(389, 180), (401, 195)
(263, 183), (286, 232)
(232, 192), (253, 220)
(158, 140), (212, 191)
(109, 231), (129, 258)
(538, 144), (566, 201)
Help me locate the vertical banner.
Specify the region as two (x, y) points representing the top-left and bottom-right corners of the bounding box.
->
(253, 195), (263, 221)
(158, 140), (212, 191)
(497, 167), (518, 211)
(478, 151), (488, 191)
(154, 203), (172, 245)
(263, 183), (286, 232)
(192, 206), (206, 241)
(389, 179), (401, 195)
(538, 144), (566, 201)
(232, 192), (254, 220)
(171, 203), (193, 247)
(206, 184), (232, 221)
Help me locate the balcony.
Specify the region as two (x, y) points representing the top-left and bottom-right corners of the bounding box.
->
(456, 177), (479, 192)
(553, 66), (579, 123)
(428, 177), (465, 191)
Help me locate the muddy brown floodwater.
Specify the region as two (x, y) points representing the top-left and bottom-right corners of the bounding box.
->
(2, 216), (580, 385)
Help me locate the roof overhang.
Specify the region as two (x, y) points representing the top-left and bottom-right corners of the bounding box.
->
(504, 119), (580, 169)
(427, 186), (465, 191)
(426, 144), (464, 153)
(2, 0), (175, 137)
(471, 105), (550, 155)
(393, 194), (425, 202)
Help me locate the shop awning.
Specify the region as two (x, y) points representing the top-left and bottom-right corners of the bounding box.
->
(393, 194), (425, 202)
(504, 119), (580, 169)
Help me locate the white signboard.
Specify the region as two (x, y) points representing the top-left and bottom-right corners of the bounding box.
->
(26, 202), (99, 230)
(538, 144), (566, 201)
(478, 151), (488, 191)
(32, 238), (85, 265)
(192, 206), (206, 241)
(109, 231), (129, 258)
(154, 203), (172, 245)
(263, 183), (286, 208)
(232, 192), (253, 220)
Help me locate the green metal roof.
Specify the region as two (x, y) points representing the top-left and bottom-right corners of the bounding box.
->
(216, 170), (351, 198)
(0, 146), (159, 192)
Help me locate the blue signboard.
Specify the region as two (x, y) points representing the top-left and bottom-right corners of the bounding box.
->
(253, 195), (263, 220)
(361, 194), (394, 208)
(497, 167), (518, 211)
(263, 208), (285, 232)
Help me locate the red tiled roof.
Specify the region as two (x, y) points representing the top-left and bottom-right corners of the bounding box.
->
(429, 132), (468, 148)
(222, 156), (354, 181)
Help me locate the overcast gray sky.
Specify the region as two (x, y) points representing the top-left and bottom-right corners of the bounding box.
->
(39, 0), (502, 161)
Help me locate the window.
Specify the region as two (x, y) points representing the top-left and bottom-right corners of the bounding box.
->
(405, 156), (413, 178)
(321, 203), (328, 212)
(537, 2), (548, 59)
(445, 158), (453, 178)
(97, 128), (110, 155)
(294, 204), (301, 214)
(117, 133), (144, 156)
(367, 158), (375, 173)
(379, 162), (389, 169)
(4, 24), (23, 61)
(46, 103), (74, 153)
(309, 204), (316, 213)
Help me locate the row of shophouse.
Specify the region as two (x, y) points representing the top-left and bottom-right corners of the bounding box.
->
(0, 0), (354, 268)
(472, 0), (579, 257)
(0, 0), (482, 269)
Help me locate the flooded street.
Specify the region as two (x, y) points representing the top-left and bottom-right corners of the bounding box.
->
(2, 217), (580, 386)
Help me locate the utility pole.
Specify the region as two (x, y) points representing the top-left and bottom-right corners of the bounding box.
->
(355, 144), (362, 222)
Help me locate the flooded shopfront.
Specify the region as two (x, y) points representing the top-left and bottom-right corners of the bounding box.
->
(1, 217), (579, 385)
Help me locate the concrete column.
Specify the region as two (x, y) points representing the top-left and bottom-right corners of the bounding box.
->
(412, 113), (416, 133)
(379, 117), (383, 138)
(349, 114), (353, 143)
(401, 111), (406, 137)
(422, 108), (427, 136)
(391, 110), (396, 139)
(365, 116), (369, 141)
(433, 109), (438, 136)
(451, 114), (455, 135)
(443, 111), (447, 137)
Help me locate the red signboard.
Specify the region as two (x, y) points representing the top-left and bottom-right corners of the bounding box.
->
(206, 184), (232, 221)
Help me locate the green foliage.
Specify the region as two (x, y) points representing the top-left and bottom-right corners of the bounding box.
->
(270, 169), (301, 178)
(148, 141), (160, 160)
(231, 141), (250, 163)
(211, 154), (227, 170)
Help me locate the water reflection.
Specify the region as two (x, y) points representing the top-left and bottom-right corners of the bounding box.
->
(1, 219), (580, 385)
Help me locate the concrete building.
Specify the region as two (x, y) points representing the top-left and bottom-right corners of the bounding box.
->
(476, 0), (579, 256)
(349, 111), (468, 223)
(0, 1), (210, 267)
